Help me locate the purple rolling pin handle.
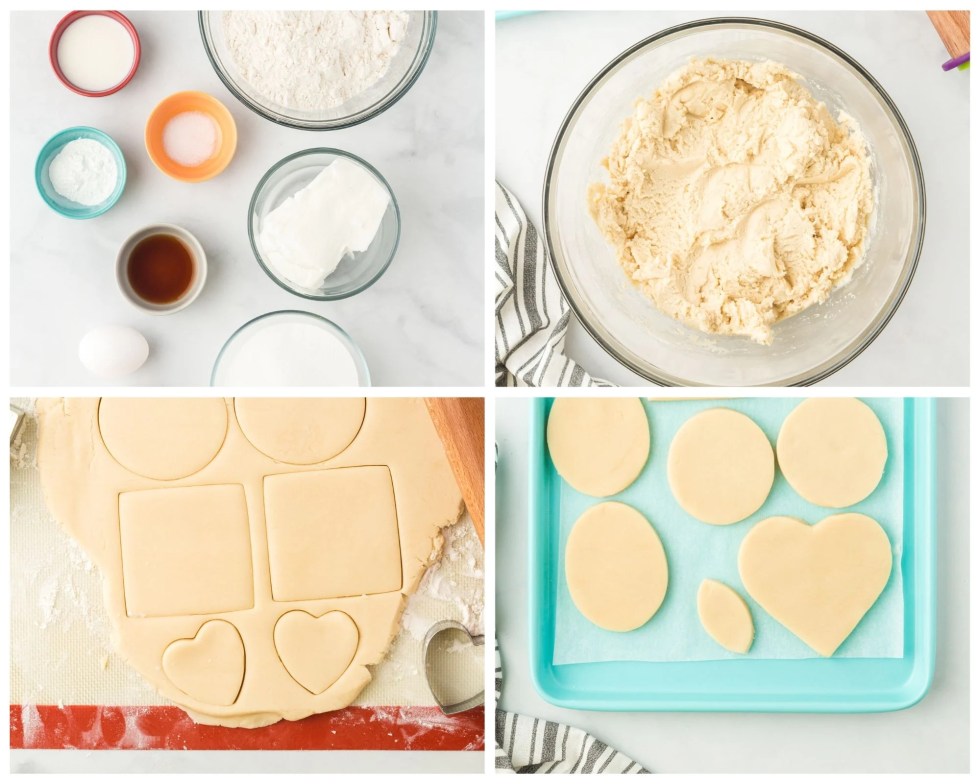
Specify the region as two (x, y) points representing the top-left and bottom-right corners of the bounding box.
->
(942, 51), (970, 71)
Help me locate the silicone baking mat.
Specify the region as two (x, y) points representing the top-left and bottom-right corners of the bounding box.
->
(529, 397), (936, 712)
(10, 401), (484, 751)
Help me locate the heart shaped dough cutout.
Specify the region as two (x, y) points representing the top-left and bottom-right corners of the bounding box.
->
(162, 619), (245, 706)
(274, 610), (359, 695)
(738, 514), (892, 656)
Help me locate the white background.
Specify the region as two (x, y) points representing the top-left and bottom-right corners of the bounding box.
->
(494, 396), (970, 773)
(10, 10), (485, 387)
(3, 4), (976, 779)
(496, 10), (970, 386)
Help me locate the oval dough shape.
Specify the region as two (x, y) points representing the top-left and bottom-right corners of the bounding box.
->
(547, 398), (650, 497)
(667, 408), (774, 525)
(777, 398), (887, 507)
(697, 579), (754, 654)
(738, 514), (893, 657)
(235, 398), (365, 465)
(564, 502), (668, 632)
(99, 398), (228, 481)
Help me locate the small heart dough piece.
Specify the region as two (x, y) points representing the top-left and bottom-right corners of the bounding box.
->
(668, 408), (774, 525)
(697, 579), (754, 654)
(162, 620), (245, 706)
(738, 514), (892, 656)
(777, 398), (887, 507)
(564, 502), (668, 632)
(547, 398), (650, 497)
(274, 610), (359, 695)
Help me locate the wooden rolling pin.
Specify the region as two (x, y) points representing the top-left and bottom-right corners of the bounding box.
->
(425, 398), (485, 545)
(927, 10), (970, 58)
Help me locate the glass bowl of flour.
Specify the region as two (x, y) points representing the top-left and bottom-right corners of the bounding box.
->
(543, 18), (925, 386)
(249, 148), (400, 300)
(199, 10), (436, 130)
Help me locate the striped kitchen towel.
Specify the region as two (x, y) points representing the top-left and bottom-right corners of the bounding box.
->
(495, 642), (648, 774)
(495, 181), (611, 387)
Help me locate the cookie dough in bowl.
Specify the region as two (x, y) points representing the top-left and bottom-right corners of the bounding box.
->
(544, 18), (924, 385)
(589, 58), (874, 346)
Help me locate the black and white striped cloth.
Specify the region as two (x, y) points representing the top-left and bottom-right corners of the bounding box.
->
(495, 181), (610, 387)
(495, 642), (648, 774)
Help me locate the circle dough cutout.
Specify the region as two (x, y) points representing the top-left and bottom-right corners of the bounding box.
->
(564, 502), (668, 632)
(777, 398), (887, 507)
(235, 398), (365, 465)
(668, 408), (774, 525)
(547, 398), (649, 497)
(98, 398), (228, 481)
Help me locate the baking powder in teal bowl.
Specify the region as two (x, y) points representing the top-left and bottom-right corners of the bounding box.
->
(35, 126), (126, 219)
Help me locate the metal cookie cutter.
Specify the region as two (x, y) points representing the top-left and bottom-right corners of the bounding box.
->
(423, 620), (485, 715)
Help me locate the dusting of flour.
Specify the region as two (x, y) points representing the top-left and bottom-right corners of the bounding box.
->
(401, 519), (485, 642)
(222, 11), (410, 112)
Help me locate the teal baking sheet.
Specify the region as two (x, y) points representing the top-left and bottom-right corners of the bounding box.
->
(556, 397), (904, 664)
(528, 397), (936, 712)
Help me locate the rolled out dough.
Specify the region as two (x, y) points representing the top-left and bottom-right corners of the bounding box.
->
(667, 408), (774, 525)
(36, 398), (464, 728)
(547, 398), (650, 497)
(99, 398), (228, 481)
(777, 398), (887, 507)
(697, 579), (754, 654)
(738, 514), (892, 657)
(564, 502), (668, 632)
(234, 398), (365, 465)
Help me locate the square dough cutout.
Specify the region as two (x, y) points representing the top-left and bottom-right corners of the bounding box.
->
(264, 466), (402, 601)
(119, 484), (254, 618)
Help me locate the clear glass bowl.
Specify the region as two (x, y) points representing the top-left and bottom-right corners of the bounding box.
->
(198, 11), (437, 130)
(211, 310), (371, 387)
(248, 149), (400, 300)
(35, 126), (127, 219)
(544, 18), (926, 386)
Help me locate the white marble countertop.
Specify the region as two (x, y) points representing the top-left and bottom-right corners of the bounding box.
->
(494, 397), (969, 773)
(11, 10), (484, 387)
(496, 11), (969, 387)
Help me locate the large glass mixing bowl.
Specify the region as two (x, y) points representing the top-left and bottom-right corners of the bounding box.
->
(544, 18), (925, 386)
(199, 11), (436, 130)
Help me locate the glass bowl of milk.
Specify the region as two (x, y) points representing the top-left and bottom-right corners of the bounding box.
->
(49, 11), (141, 97)
(248, 149), (401, 300)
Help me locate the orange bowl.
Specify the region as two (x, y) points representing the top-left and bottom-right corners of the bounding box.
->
(145, 91), (237, 182)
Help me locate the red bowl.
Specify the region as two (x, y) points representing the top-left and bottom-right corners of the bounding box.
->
(49, 11), (141, 97)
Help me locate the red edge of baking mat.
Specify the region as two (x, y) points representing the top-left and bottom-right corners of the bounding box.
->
(11, 705), (485, 751)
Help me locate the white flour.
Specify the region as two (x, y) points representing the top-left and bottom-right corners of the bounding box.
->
(48, 138), (117, 206)
(401, 519), (485, 641)
(222, 11), (410, 111)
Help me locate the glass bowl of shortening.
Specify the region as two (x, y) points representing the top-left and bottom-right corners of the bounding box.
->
(199, 10), (436, 130)
(249, 148), (400, 300)
(544, 18), (925, 386)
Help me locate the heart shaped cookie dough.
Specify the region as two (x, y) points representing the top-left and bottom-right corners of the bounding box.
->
(738, 514), (892, 657)
(274, 610), (359, 695)
(162, 620), (245, 706)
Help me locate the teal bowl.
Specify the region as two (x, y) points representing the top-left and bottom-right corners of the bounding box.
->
(35, 126), (126, 219)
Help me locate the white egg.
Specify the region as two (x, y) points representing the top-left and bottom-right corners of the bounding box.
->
(79, 325), (149, 378)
